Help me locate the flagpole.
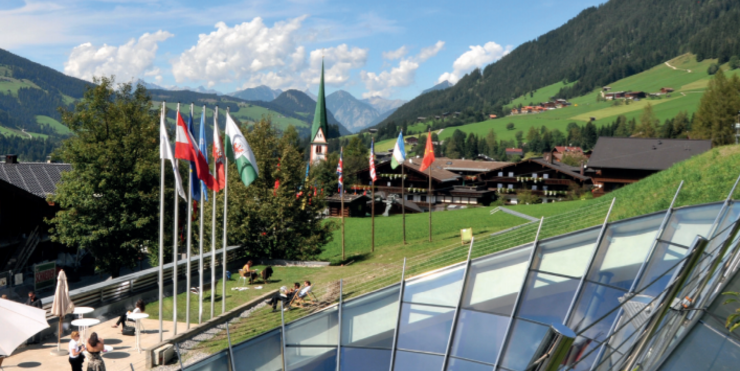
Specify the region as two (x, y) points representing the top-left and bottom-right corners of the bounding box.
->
(222, 107), (230, 314)
(158, 102), (166, 342)
(401, 161), (406, 245)
(211, 106), (218, 319)
(428, 162), (432, 242)
(186, 103), (193, 330)
(198, 168), (204, 324)
(173, 102), (180, 335)
(341, 147), (345, 261)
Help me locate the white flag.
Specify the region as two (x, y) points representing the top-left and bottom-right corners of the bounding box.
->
(160, 102), (187, 200)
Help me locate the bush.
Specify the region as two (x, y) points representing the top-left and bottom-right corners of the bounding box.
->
(708, 63), (721, 75)
(730, 56), (740, 70)
(516, 190), (541, 205)
(506, 122), (515, 130)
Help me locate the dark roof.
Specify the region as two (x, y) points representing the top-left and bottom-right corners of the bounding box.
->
(325, 194), (369, 203)
(528, 158), (592, 181)
(402, 158), (460, 182)
(587, 137), (712, 171)
(433, 157), (511, 172)
(0, 162), (71, 198)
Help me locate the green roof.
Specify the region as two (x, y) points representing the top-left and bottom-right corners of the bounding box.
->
(311, 60), (328, 142)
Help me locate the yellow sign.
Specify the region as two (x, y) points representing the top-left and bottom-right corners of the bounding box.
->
(461, 228), (473, 245)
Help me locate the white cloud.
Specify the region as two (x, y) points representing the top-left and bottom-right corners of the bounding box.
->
(438, 41), (512, 84)
(63, 30), (173, 83)
(361, 41), (444, 98)
(382, 46), (407, 60)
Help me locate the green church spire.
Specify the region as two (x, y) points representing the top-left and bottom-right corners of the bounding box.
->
(311, 60), (328, 142)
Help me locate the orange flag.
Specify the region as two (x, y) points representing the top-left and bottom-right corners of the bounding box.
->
(419, 130), (435, 172)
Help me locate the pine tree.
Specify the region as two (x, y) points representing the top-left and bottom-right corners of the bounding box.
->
(692, 69), (740, 145)
(635, 103), (660, 138)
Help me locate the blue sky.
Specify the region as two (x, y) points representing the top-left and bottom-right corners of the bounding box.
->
(1, 0), (606, 100)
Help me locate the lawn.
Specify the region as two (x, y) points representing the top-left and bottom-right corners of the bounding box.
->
(0, 77), (41, 97)
(36, 115), (71, 135)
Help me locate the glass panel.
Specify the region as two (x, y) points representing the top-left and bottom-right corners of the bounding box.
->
(450, 309), (508, 364)
(404, 265), (465, 307)
(183, 350), (230, 371)
(446, 357), (494, 371)
(636, 242), (687, 297)
(342, 286), (399, 348)
(393, 350), (444, 371)
(705, 262), (740, 332)
(339, 348), (391, 371)
(661, 203), (723, 245)
(659, 322), (740, 371)
(463, 246), (532, 316)
(285, 346), (336, 371)
(518, 271), (579, 325)
(397, 303), (454, 354)
(564, 335), (602, 371)
(232, 330), (282, 371)
(532, 228), (600, 277)
(567, 282), (626, 340)
(285, 307), (338, 346)
(593, 346), (625, 371)
(499, 319), (550, 371)
(587, 214), (664, 290)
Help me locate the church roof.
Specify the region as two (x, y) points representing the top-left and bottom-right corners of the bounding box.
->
(311, 61), (329, 141)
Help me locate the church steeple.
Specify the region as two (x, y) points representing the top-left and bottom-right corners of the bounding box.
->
(311, 60), (328, 143)
(309, 59), (329, 163)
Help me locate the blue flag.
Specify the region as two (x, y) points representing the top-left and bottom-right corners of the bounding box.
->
(198, 107), (209, 202)
(187, 110), (201, 202)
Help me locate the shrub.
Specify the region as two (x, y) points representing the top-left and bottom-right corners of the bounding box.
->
(516, 190), (541, 205)
(708, 63), (721, 75)
(506, 122), (515, 130)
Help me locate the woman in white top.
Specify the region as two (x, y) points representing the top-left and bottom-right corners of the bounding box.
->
(111, 299), (145, 333)
(68, 331), (86, 371)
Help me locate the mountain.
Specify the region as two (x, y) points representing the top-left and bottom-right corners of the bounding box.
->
(136, 79), (167, 91)
(270, 90), (351, 136)
(421, 80), (452, 95)
(361, 96), (407, 116)
(170, 85), (221, 95)
(227, 85), (283, 102)
(326, 90), (381, 133)
(303, 89), (318, 101)
(367, 107), (398, 128)
(381, 0), (740, 126)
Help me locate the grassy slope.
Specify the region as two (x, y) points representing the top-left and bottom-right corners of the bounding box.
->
(366, 55), (737, 146)
(36, 115), (70, 135)
(159, 101), (308, 133)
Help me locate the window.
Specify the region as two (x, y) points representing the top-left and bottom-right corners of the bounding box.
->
(407, 195), (413, 200)
(532, 173), (537, 178)
(532, 185), (537, 191)
(420, 195), (427, 202)
(316, 145), (322, 154)
(543, 186), (548, 191)
(498, 172), (504, 177)
(508, 172), (514, 177)
(543, 174), (549, 179)
(507, 184), (513, 189)
(387, 182), (391, 187)
(498, 183), (503, 188)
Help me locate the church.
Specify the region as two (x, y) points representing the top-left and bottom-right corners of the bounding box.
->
(309, 62), (329, 164)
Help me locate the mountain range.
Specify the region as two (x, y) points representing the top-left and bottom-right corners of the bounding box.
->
(228, 85), (283, 102)
(325, 91), (407, 132)
(421, 80), (452, 95)
(379, 0), (740, 128)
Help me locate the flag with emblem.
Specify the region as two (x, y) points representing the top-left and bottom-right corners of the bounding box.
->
(337, 148), (343, 193)
(224, 112), (259, 187)
(369, 138), (377, 182)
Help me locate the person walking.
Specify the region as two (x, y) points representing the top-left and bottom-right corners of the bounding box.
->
(86, 332), (106, 371)
(25, 291), (43, 344)
(68, 331), (86, 371)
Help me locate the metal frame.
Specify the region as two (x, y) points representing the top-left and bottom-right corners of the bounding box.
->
(440, 237), (475, 370)
(563, 197), (617, 324)
(226, 321), (237, 371)
(336, 279), (343, 371)
(281, 300), (288, 371)
(492, 217), (545, 370)
(388, 258), (407, 371)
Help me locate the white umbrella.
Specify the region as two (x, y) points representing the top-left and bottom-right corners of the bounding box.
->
(50, 269), (74, 356)
(0, 297), (49, 356)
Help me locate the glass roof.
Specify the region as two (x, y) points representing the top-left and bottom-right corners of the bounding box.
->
(179, 199), (740, 371)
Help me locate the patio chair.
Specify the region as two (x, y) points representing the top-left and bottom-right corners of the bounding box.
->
(290, 285), (317, 307)
(238, 269), (248, 287)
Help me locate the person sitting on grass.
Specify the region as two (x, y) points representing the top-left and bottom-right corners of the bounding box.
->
(267, 283), (300, 312)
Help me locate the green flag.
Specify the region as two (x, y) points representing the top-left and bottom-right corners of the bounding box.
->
(225, 113), (259, 187)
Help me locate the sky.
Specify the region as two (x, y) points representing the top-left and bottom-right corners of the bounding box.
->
(1, 0), (606, 101)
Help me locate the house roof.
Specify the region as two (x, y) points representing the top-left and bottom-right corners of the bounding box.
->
(325, 194), (369, 203)
(505, 148), (523, 153)
(402, 158), (460, 182)
(587, 137), (712, 171)
(0, 162), (71, 198)
(528, 158), (592, 181)
(433, 157), (511, 173)
(554, 146), (583, 153)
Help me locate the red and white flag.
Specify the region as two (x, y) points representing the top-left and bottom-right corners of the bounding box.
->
(159, 103), (187, 200)
(369, 139), (377, 182)
(175, 111), (216, 190)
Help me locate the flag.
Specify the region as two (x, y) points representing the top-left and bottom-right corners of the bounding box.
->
(160, 103), (187, 200)
(391, 131), (406, 169)
(224, 112), (259, 187)
(419, 130), (436, 172)
(187, 111), (201, 201)
(212, 108), (226, 191)
(198, 106), (209, 202)
(337, 148), (343, 193)
(274, 160), (280, 196)
(174, 112), (215, 192)
(369, 139), (377, 182)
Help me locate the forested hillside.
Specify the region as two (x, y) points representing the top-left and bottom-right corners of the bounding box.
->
(381, 0), (740, 127)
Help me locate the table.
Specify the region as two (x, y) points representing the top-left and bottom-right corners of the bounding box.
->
(73, 307), (94, 319)
(70, 318), (100, 343)
(127, 313), (149, 353)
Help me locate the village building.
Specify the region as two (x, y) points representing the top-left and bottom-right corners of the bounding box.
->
(587, 137), (712, 196)
(505, 148), (524, 157)
(552, 146), (587, 162)
(309, 63), (329, 164)
(478, 155), (593, 204)
(325, 194), (373, 217)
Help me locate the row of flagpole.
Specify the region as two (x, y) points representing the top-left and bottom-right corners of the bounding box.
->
(158, 101), (257, 341)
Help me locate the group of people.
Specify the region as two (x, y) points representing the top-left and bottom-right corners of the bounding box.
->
(267, 281), (312, 312)
(68, 331), (106, 371)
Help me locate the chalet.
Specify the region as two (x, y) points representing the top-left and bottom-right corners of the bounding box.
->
(368, 128), (378, 134)
(435, 116), (441, 120)
(489, 114), (498, 119)
(435, 157), (511, 177)
(542, 102), (557, 109)
(625, 91), (647, 99)
(587, 137), (712, 196)
(511, 108), (520, 115)
(0, 156), (75, 282)
(352, 158), (498, 211)
(479, 155), (594, 204)
(603, 86), (612, 91)
(660, 87), (674, 94)
(405, 137), (419, 146)
(603, 91), (625, 100)
(453, 112), (462, 117)
(505, 148), (524, 157)
(552, 146), (586, 162)
(325, 194), (372, 217)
